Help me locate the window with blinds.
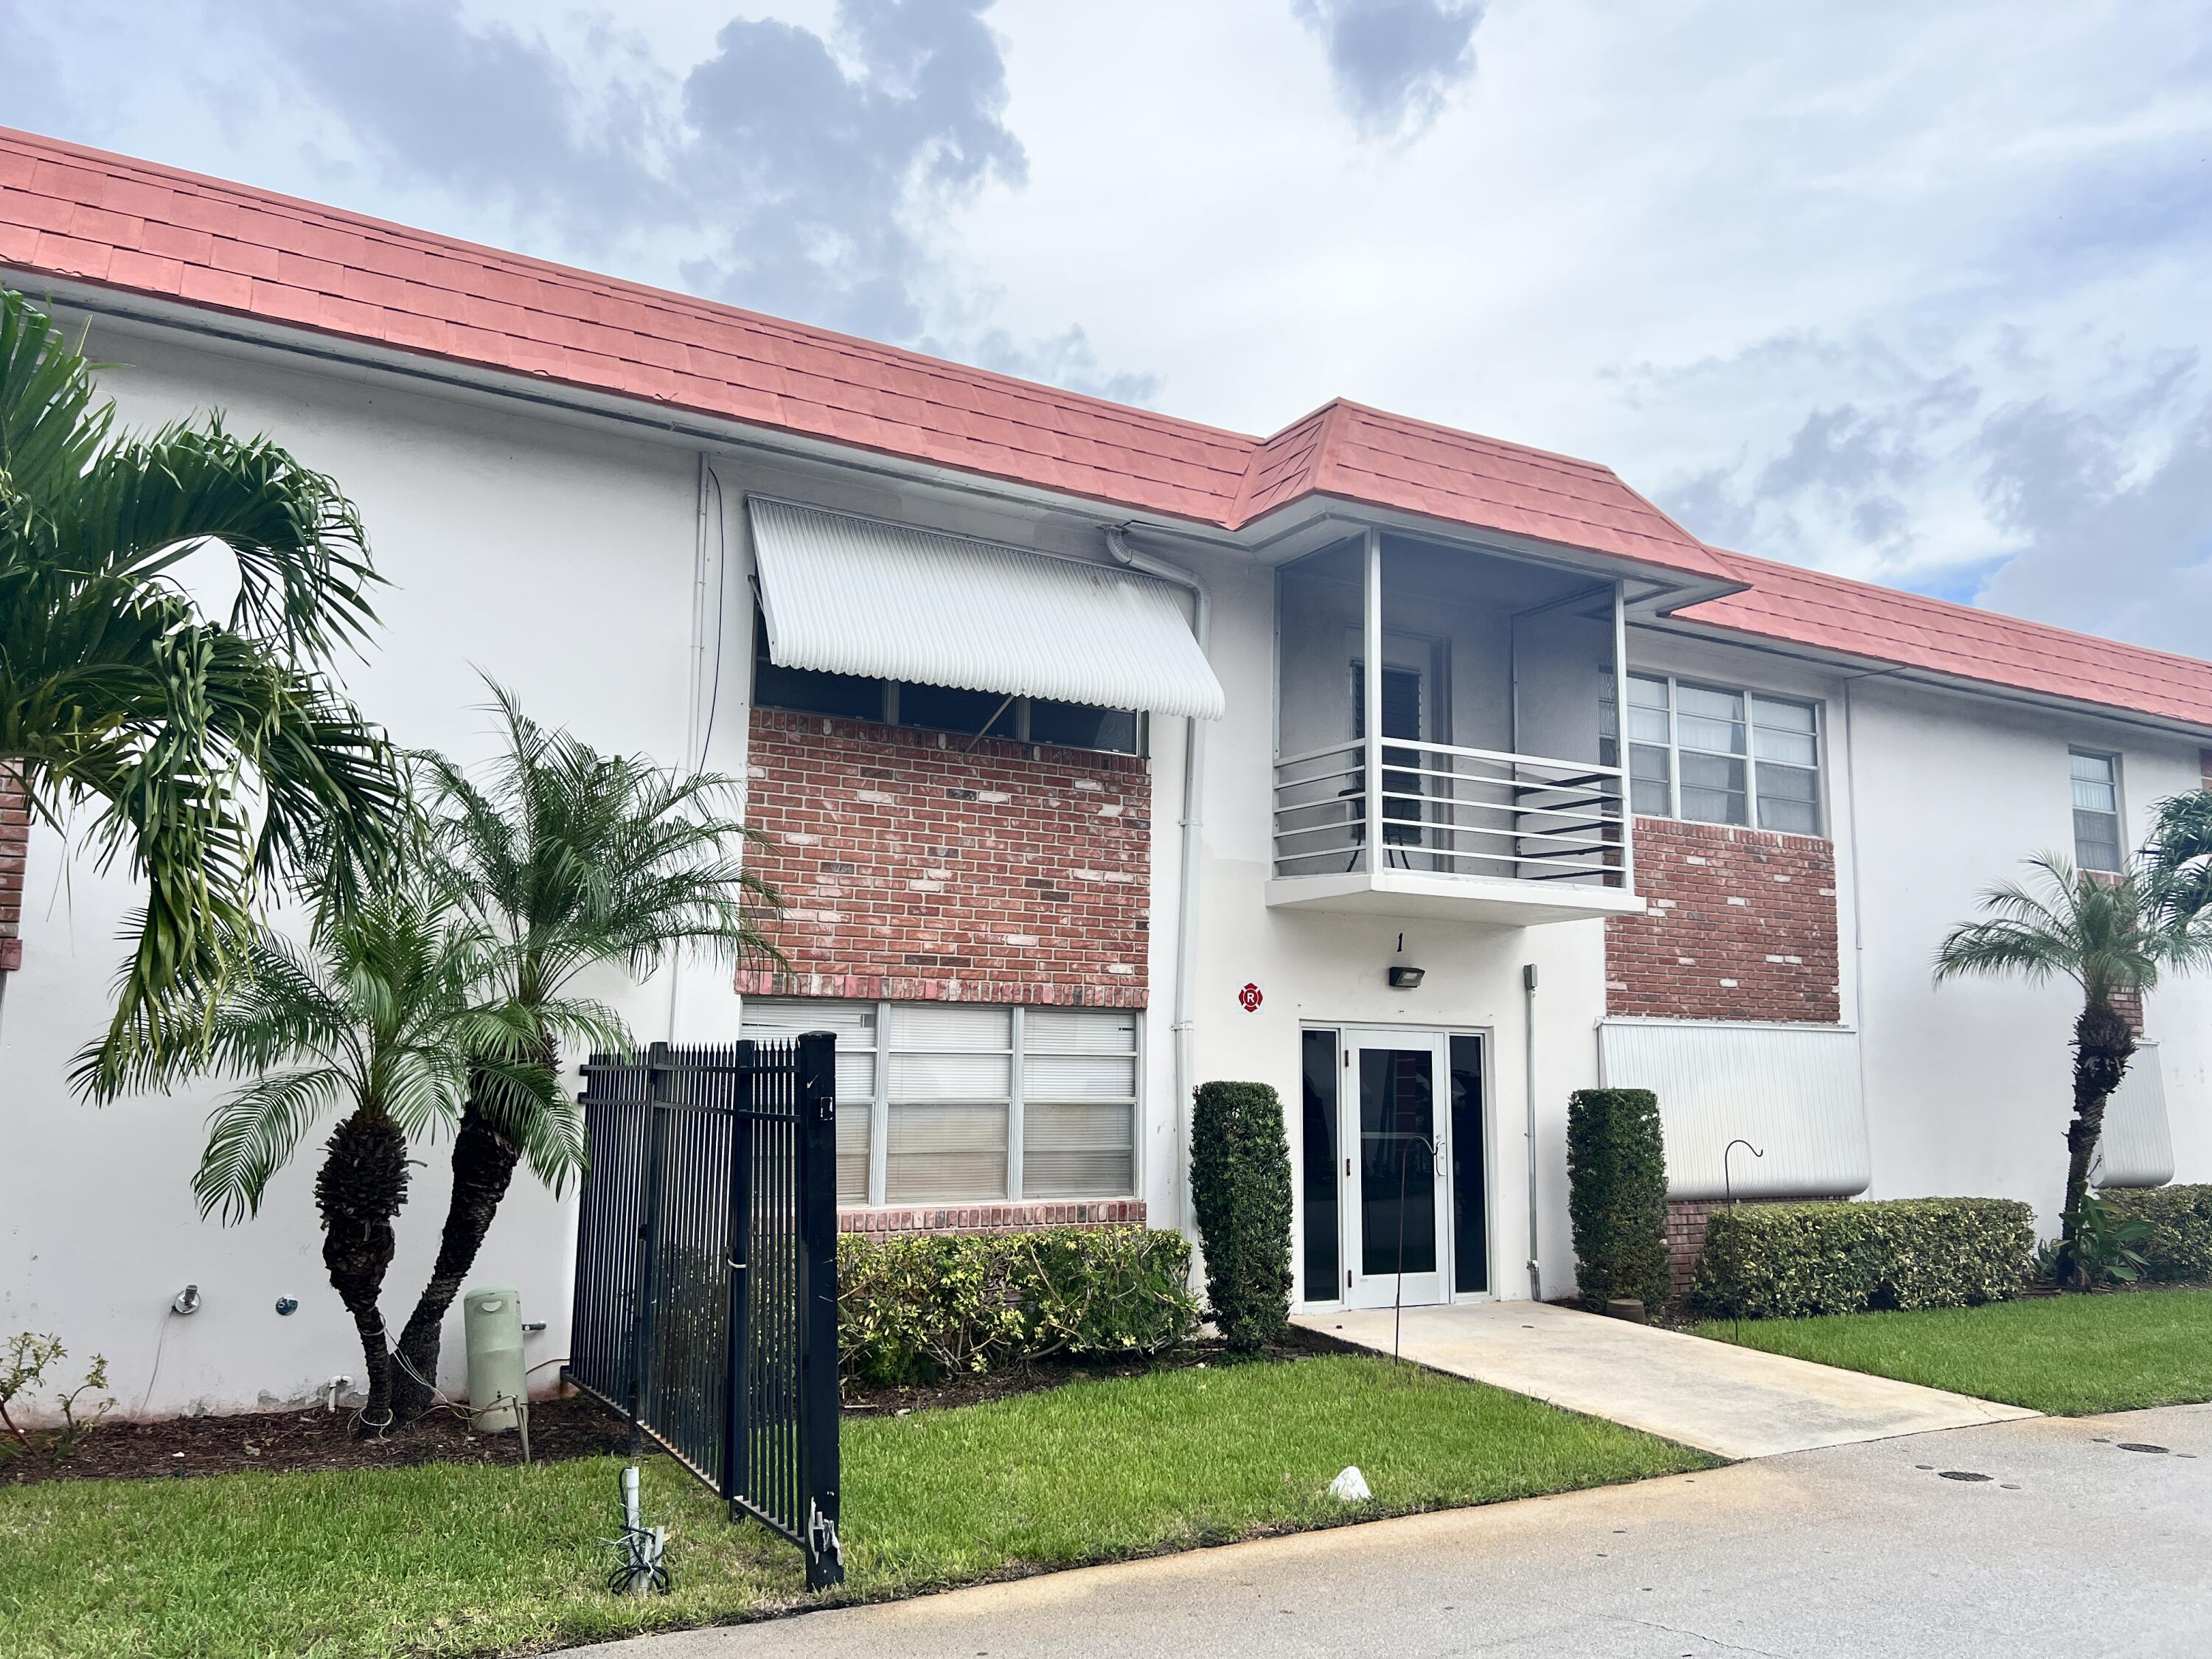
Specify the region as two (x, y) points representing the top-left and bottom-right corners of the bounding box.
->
(1603, 672), (1823, 833)
(2070, 750), (2123, 872)
(739, 998), (1139, 1206)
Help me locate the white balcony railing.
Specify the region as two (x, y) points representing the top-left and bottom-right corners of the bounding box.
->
(1272, 737), (1628, 887)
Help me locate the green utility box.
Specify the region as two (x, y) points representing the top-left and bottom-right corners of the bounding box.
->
(462, 1284), (526, 1432)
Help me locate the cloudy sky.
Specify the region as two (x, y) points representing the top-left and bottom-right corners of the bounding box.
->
(7, 0), (2211, 651)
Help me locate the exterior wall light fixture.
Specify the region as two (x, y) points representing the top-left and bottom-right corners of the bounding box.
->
(1388, 965), (1425, 990)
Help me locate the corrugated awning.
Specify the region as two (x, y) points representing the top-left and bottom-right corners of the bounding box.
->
(748, 498), (1224, 719)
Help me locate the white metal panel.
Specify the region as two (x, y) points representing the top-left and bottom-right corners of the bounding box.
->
(2098, 1040), (2176, 1189)
(748, 497), (1224, 718)
(1598, 1018), (1871, 1201)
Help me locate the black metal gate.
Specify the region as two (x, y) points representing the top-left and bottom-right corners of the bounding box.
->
(566, 1036), (844, 1588)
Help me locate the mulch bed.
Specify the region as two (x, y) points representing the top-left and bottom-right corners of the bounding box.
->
(5, 1332), (1341, 1487)
(1, 1390), (633, 1487)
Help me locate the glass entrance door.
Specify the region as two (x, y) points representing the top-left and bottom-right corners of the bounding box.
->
(1345, 1030), (1451, 1309)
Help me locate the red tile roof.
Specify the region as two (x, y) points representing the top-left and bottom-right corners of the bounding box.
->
(0, 126), (1728, 581)
(2, 126), (2206, 732)
(1680, 546), (2212, 730)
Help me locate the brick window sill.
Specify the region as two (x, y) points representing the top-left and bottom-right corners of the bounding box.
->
(837, 1198), (1146, 1237)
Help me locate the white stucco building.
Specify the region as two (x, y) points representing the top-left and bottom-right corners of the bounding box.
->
(4, 129), (2208, 1416)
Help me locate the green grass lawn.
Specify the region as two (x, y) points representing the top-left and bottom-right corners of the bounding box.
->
(1697, 1287), (2212, 1416)
(0, 1354), (1705, 1659)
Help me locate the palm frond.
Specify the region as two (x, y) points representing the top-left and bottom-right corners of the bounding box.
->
(194, 1067), (346, 1223)
(1933, 849), (2168, 1004)
(3, 289), (401, 1088)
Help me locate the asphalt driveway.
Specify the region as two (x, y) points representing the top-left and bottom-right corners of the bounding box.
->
(573, 1403), (2212, 1658)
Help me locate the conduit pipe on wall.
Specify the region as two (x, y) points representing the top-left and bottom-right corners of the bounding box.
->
(1523, 962), (1542, 1302)
(1105, 526), (1211, 1236)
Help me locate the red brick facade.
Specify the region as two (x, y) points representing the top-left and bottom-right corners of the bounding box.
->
(838, 1199), (1146, 1238)
(1607, 817), (1840, 1023)
(737, 708), (1152, 1007)
(0, 769), (25, 975)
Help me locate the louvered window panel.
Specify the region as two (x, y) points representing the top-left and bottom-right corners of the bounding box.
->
(1023, 1010), (1137, 1198)
(740, 998), (1138, 1206)
(739, 998), (874, 1203)
(886, 1004), (1011, 1200)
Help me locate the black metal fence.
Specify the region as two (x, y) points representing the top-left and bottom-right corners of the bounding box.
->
(566, 1037), (844, 1588)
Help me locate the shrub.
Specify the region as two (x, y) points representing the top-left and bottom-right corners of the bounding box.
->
(2096, 1185), (2212, 1281)
(837, 1226), (1197, 1388)
(1691, 1197), (2034, 1319)
(1566, 1088), (1670, 1312)
(1189, 1080), (1293, 1351)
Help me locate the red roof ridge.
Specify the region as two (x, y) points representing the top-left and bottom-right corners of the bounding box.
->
(1317, 397), (1627, 479)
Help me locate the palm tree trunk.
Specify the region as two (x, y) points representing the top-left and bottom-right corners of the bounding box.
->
(387, 1084), (521, 1425)
(2059, 995), (2136, 1265)
(316, 1108), (410, 1432)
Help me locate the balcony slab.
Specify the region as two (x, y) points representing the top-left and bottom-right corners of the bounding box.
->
(1263, 867), (1645, 927)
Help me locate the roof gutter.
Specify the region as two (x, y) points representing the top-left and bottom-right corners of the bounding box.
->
(1105, 524), (1209, 1242)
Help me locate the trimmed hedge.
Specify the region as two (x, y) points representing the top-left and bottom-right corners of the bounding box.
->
(2096, 1185), (2212, 1281)
(837, 1226), (1197, 1388)
(1566, 1088), (1671, 1312)
(1691, 1197), (2034, 1319)
(1190, 1080), (1294, 1351)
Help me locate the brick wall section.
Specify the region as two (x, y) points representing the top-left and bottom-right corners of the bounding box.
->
(839, 1199), (1145, 1238)
(0, 768), (25, 974)
(737, 708), (1152, 1007)
(1666, 1195), (1850, 1298)
(1607, 817), (1841, 1023)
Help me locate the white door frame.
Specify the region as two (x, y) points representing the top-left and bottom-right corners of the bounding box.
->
(1297, 1022), (1496, 1313)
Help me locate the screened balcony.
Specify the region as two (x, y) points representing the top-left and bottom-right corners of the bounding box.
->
(1267, 529), (1644, 927)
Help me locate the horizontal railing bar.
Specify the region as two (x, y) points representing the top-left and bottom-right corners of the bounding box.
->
(1358, 818), (1621, 851)
(1272, 844), (1621, 876)
(1273, 740), (1367, 768)
(1363, 790), (1621, 824)
(1377, 737), (1624, 776)
(1368, 792), (1621, 830)
(1271, 739), (1623, 779)
(1271, 819), (1618, 854)
(1271, 766), (1364, 793)
(1273, 820), (1364, 844)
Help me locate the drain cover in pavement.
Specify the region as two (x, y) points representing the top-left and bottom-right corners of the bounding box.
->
(1938, 1470), (1992, 1482)
(2118, 1443), (2169, 1454)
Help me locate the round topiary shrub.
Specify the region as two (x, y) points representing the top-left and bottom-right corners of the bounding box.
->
(1189, 1080), (1293, 1351)
(1566, 1087), (1670, 1314)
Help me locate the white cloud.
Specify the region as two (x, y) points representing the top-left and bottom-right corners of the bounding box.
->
(5, 1), (2211, 651)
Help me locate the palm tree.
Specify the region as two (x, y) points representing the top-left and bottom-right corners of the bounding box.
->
(153, 888), (544, 1427)
(384, 686), (780, 1424)
(1934, 850), (2212, 1273)
(0, 289), (398, 1075)
(2148, 787), (2212, 928)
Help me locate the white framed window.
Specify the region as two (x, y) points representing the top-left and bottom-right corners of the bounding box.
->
(740, 998), (1139, 1206)
(1601, 672), (1823, 834)
(2070, 750), (2124, 872)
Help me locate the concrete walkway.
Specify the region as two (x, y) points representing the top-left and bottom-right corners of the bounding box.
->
(574, 1405), (2212, 1658)
(1295, 1301), (2034, 1458)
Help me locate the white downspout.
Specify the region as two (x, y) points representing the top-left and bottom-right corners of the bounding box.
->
(1523, 961), (1542, 1302)
(1105, 526), (1211, 1237)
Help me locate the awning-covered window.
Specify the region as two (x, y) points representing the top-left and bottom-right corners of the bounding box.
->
(748, 498), (1224, 720)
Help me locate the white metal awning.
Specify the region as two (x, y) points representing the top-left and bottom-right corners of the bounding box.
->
(748, 498), (1224, 719)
